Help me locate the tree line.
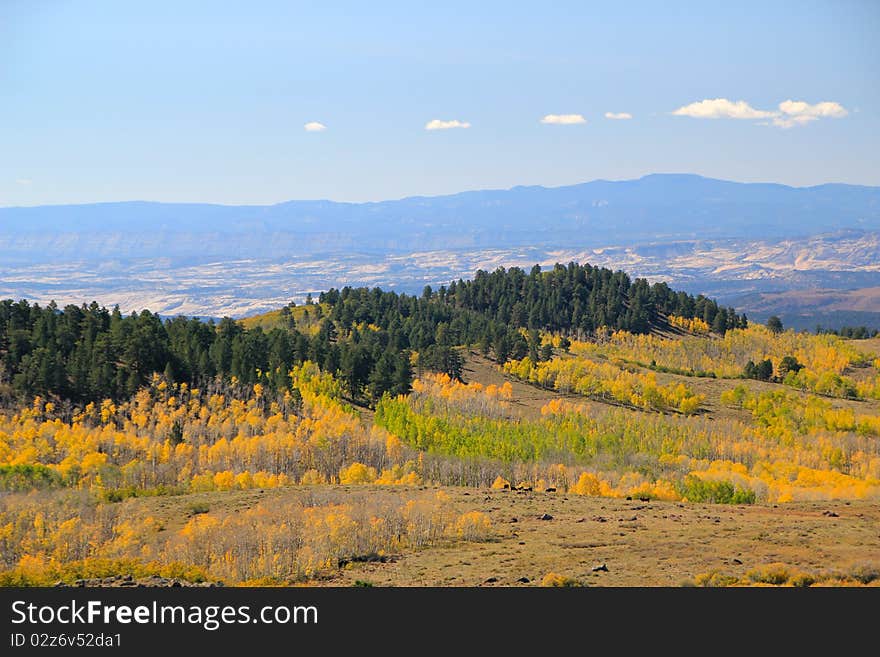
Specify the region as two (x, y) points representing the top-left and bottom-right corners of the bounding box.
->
(323, 262), (744, 341)
(1, 262), (743, 405)
(0, 300), (410, 405)
(816, 325), (878, 339)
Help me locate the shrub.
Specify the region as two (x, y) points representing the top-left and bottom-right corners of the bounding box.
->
(693, 570), (740, 587)
(490, 476), (511, 490)
(0, 464), (62, 491)
(848, 564), (880, 585)
(339, 462), (377, 485)
(677, 475), (756, 504)
(788, 571), (816, 588)
(541, 572), (581, 587)
(453, 511), (493, 541)
(300, 469), (326, 485)
(0, 557), (208, 587)
(570, 472), (602, 496)
(747, 563), (791, 585)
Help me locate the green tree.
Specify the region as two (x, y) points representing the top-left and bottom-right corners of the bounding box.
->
(368, 352), (396, 402)
(767, 316), (784, 334)
(539, 343), (553, 361)
(777, 355), (803, 377)
(391, 352), (413, 396)
(756, 359), (774, 381)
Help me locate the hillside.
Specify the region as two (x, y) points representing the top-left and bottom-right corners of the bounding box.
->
(0, 262), (740, 404)
(736, 286), (880, 330)
(1, 264), (879, 588)
(2, 330), (878, 587)
(238, 302), (326, 334)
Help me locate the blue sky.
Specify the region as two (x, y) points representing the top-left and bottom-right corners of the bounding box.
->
(2, 0), (878, 205)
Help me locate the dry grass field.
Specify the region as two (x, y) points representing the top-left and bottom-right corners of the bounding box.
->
(126, 484), (880, 587)
(331, 490), (880, 587)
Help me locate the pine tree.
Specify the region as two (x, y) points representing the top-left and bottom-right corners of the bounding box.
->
(767, 316), (784, 334)
(391, 352), (413, 396)
(368, 352), (396, 402)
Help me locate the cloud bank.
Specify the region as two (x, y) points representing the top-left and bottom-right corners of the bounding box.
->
(672, 98), (848, 128)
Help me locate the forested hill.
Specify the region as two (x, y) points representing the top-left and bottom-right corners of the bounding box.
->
(0, 262), (742, 406)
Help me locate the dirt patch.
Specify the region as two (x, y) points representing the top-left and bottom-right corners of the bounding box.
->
(117, 485), (880, 587)
(329, 488), (880, 586)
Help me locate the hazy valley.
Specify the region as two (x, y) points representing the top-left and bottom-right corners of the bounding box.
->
(2, 174), (879, 329)
(1, 231), (878, 327)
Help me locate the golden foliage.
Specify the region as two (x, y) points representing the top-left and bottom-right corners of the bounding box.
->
(0, 362), (422, 495)
(668, 315), (710, 334)
(453, 511), (493, 541)
(504, 355), (704, 414)
(0, 489), (494, 585)
(379, 368), (880, 502)
(491, 476), (511, 490)
(540, 572), (581, 587)
(686, 562), (879, 588)
(569, 325), (876, 399)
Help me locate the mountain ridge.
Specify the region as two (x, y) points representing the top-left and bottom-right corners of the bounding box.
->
(3, 174), (879, 263)
(5, 172), (879, 212)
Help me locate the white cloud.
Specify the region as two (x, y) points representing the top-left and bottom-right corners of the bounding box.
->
(424, 119), (471, 130)
(672, 97), (848, 128)
(604, 112), (632, 120)
(304, 121), (327, 132)
(672, 98), (775, 120)
(15, 178), (32, 185)
(771, 100), (848, 128)
(540, 113), (586, 125)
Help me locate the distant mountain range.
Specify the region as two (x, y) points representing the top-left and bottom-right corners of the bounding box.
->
(3, 174), (879, 261)
(2, 174), (879, 328)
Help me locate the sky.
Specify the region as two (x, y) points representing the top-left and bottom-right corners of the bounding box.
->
(1, 0), (878, 206)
